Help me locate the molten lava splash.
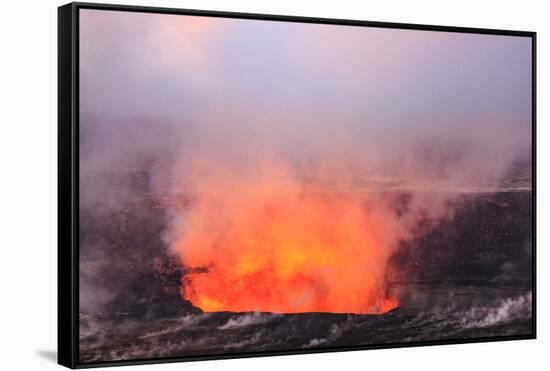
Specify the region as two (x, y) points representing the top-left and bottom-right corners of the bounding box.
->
(173, 171), (401, 314)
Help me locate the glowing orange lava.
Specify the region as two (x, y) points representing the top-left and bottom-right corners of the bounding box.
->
(173, 172), (400, 314)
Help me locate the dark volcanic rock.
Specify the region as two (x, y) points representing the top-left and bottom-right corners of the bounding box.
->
(79, 191), (533, 363)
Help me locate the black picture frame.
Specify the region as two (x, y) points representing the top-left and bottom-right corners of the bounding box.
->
(58, 2), (537, 368)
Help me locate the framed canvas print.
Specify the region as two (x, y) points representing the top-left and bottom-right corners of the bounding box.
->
(58, 2), (536, 368)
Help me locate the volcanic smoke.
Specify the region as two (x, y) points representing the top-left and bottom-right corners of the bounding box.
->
(169, 163), (407, 314)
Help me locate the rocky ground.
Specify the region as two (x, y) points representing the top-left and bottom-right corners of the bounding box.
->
(79, 190), (533, 364)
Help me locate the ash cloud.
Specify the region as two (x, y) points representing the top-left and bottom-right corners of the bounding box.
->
(79, 9), (532, 199)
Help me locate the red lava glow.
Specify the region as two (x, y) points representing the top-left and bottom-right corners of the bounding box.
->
(173, 170), (401, 314)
